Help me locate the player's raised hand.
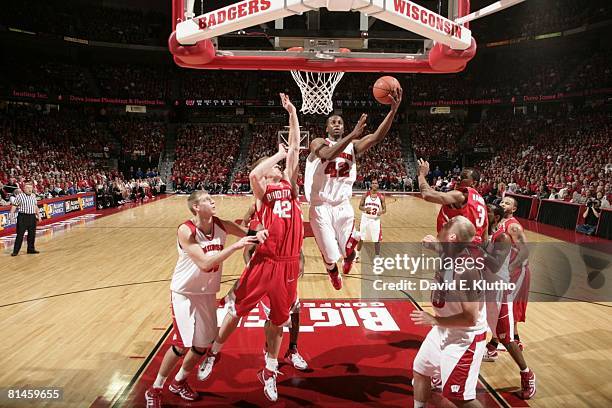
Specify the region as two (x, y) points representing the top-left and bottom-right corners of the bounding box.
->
(417, 158), (430, 177)
(349, 113), (368, 139)
(280, 93), (296, 114)
(410, 310), (437, 326)
(255, 229), (269, 244)
(389, 87), (403, 111)
(277, 143), (288, 158)
(421, 234), (441, 253)
(232, 236), (259, 250)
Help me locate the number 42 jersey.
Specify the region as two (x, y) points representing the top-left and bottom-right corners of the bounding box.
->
(304, 138), (357, 206)
(257, 179), (304, 258)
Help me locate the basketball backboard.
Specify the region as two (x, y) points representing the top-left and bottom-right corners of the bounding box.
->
(169, 0), (478, 73)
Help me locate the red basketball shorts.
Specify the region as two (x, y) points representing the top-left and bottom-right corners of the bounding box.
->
(232, 254), (299, 327)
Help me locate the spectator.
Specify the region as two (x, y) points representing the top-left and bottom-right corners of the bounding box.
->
(576, 197), (601, 235)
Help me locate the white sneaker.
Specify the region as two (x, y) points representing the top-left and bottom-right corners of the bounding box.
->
(257, 368), (281, 402)
(197, 354), (217, 381)
(285, 349), (308, 370)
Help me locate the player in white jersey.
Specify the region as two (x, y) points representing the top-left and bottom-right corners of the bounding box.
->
(411, 216), (488, 408)
(304, 88), (402, 290)
(355, 178), (386, 261)
(145, 191), (266, 407)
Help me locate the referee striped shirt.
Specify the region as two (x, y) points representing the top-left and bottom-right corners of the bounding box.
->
(12, 193), (38, 214)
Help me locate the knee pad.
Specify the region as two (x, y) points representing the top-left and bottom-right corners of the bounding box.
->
(191, 346), (207, 356)
(172, 345), (186, 357)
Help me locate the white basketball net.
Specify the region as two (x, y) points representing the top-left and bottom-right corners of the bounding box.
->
(290, 70), (344, 115)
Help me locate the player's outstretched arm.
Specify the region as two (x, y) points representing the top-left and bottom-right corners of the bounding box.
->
(280, 93), (300, 185)
(353, 88), (402, 155)
(310, 113), (368, 161)
(417, 159), (465, 205)
(249, 144), (287, 199)
(178, 224), (259, 272)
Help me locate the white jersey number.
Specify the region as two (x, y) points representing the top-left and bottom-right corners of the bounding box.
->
(475, 204), (486, 228)
(273, 200), (292, 218)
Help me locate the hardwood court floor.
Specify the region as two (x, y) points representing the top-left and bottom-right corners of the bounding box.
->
(1, 195), (611, 407)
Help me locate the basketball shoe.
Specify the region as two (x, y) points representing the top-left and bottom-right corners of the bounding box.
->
(329, 269), (342, 290)
(519, 369), (536, 399)
(257, 367), (282, 402)
(198, 353), (218, 381)
(483, 343), (499, 362)
(144, 387), (162, 408)
(168, 378), (199, 401)
(285, 348), (308, 370)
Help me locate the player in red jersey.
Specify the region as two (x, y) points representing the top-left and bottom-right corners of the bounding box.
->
(199, 202), (308, 381)
(495, 196), (530, 349)
(481, 203), (536, 400)
(417, 159), (488, 244)
(209, 93), (303, 402)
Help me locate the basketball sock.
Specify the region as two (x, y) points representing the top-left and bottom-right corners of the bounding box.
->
(521, 367), (530, 373)
(211, 340), (223, 355)
(488, 339), (499, 349)
(514, 334), (521, 342)
(288, 342), (298, 351)
(414, 401), (426, 408)
(175, 367), (189, 382)
(326, 263), (338, 272)
(153, 374), (166, 389)
(265, 355), (279, 372)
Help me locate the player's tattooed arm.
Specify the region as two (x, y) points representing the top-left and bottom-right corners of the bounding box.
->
(417, 158), (465, 205)
(311, 113), (367, 160)
(353, 88), (402, 156)
(380, 194), (387, 215)
(249, 144), (287, 199)
(508, 223), (529, 270)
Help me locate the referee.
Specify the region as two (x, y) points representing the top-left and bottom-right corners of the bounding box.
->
(10, 183), (41, 256)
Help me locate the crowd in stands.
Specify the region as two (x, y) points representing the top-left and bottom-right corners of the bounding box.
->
(94, 65), (170, 100)
(172, 124), (242, 193)
(0, 106), (167, 209)
(108, 118), (166, 163)
(411, 118), (464, 159)
(469, 112), (612, 207)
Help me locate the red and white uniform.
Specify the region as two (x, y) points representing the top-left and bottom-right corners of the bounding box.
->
(170, 218), (226, 348)
(498, 216), (530, 322)
(231, 180), (303, 326)
(413, 247), (488, 402)
(484, 227), (515, 344)
(360, 191), (383, 243)
(437, 187), (488, 244)
(304, 138), (359, 264)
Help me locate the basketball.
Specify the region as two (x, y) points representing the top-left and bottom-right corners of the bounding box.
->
(372, 76), (401, 104)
